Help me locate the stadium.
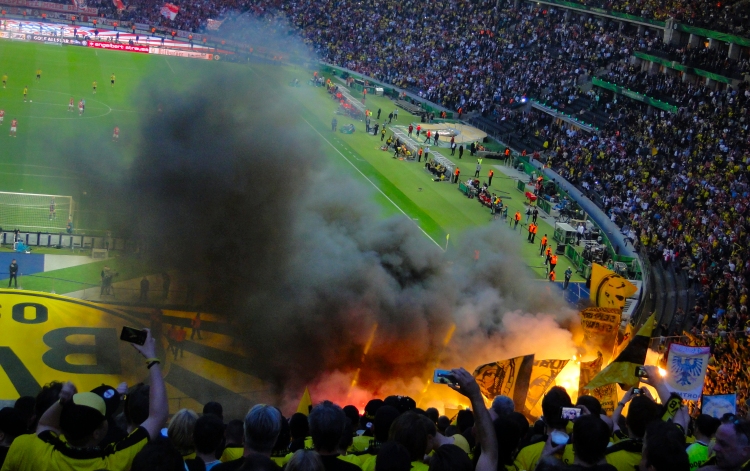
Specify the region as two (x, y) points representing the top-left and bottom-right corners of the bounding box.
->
(0, 0), (747, 469)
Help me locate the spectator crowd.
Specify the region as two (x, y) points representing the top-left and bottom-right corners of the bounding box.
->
(3, 361), (749, 471)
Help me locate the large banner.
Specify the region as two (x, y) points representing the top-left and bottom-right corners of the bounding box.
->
(579, 354), (618, 415)
(474, 354), (535, 411)
(0, 291), (265, 419)
(666, 343), (710, 401)
(524, 359), (569, 412)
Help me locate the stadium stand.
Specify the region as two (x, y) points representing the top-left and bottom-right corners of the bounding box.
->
(2, 0), (750, 466)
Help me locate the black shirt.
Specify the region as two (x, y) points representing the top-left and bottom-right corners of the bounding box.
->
(9, 263), (17, 275)
(212, 454), (280, 471)
(320, 454), (362, 471)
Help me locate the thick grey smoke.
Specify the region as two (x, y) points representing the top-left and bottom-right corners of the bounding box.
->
(104, 71), (578, 403)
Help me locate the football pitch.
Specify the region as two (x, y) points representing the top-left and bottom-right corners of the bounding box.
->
(0, 40), (583, 282)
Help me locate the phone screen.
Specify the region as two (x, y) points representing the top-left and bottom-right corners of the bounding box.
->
(433, 369), (456, 385)
(120, 326), (147, 345)
(635, 366), (648, 378)
(560, 407), (581, 420)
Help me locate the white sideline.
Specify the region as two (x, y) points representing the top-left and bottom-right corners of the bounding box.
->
(301, 116), (442, 250)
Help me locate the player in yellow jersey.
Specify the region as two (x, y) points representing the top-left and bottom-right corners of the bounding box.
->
(23, 86), (28, 102)
(2, 74), (7, 88)
(36, 69), (41, 81)
(92, 80), (97, 94)
(110, 73), (115, 87)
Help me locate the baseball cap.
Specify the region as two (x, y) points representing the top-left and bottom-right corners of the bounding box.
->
(0, 407), (27, 438)
(91, 385), (121, 419)
(59, 392), (107, 441)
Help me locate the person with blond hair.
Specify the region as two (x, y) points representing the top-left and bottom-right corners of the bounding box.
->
(286, 450), (324, 471)
(168, 409), (199, 460)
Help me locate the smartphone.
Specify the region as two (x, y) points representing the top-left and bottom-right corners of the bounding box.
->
(433, 369), (457, 385)
(635, 366), (648, 378)
(560, 407), (582, 420)
(120, 326), (147, 345)
(633, 388), (643, 395)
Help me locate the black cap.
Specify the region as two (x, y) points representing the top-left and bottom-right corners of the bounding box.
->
(91, 385), (121, 419)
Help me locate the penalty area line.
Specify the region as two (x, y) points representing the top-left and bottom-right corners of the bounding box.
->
(301, 116), (442, 250)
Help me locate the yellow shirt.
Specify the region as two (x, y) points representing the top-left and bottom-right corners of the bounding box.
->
(349, 435), (373, 453)
(338, 454), (364, 468)
(219, 445), (243, 463)
(604, 439), (642, 471)
(1, 428), (149, 471)
(451, 434), (471, 455)
(514, 440), (575, 471)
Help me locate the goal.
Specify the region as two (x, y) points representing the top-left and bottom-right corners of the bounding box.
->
(0, 191), (74, 232)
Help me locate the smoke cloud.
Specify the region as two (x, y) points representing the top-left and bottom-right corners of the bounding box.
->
(94, 68), (579, 411)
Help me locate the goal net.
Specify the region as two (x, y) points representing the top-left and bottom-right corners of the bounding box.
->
(0, 192), (74, 232)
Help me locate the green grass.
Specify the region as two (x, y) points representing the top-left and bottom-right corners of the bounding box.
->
(19, 255), (157, 292)
(0, 42), (581, 282)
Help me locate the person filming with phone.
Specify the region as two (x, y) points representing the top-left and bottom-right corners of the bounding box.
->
(0, 327), (168, 471)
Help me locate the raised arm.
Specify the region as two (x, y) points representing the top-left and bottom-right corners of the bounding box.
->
(36, 381), (77, 435)
(130, 328), (168, 440)
(449, 368), (498, 471)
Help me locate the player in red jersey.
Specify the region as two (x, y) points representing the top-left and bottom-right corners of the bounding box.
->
(10, 118), (17, 137)
(113, 126), (119, 141)
(78, 99), (84, 116)
(68, 97), (74, 112)
(0, 109), (4, 125)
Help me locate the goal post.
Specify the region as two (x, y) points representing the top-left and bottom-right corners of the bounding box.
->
(0, 191), (74, 232)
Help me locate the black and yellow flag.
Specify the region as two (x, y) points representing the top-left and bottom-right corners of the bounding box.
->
(579, 353), (618, 415)
(585, 313), (656, 390)
(590, 263), (637, 310)
(474, 354), (535, 411)
(524, 359), (570, 412)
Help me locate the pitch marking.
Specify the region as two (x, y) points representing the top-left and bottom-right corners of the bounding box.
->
(301, 116), (442, 250)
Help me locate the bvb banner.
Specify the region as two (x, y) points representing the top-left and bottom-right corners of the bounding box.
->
(0, 291), (266, 419)
(666, 343), (710, 401)
(578, 354), (618, 415)
(474, 355), (535, 412)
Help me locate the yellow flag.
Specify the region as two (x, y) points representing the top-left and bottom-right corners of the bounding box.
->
(590, 263), (637, 310)
(585, 313), (656, 390)
(296, 387), (312, 416)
